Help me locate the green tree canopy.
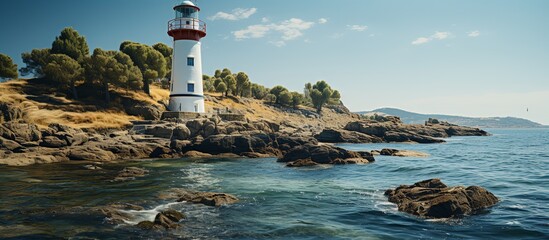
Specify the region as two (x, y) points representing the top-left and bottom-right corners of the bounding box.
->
(235, 72), (250, 97)
(0, 54), (18, 80)
(51, 27), (89, 63)
(120, 41), (167, 95)
(20, 48), (51, 77)
(308, 80), (341, 113)
(43, 54), (83, 99)
(278, 90), (293, 106)
(251, 83), (268, 99)
(269, 85), (289, 104)
(291, 92), (304, 109)
(222, 75), (236, 96)
(85, 48), (143, 103)
(152, 43), (173, 78)
(264, 93), (277, 104)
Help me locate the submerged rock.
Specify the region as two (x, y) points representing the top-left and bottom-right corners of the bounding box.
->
(379, 148), (430, 157)
(384, 179), (499, 218)
(113, 167), (149, 181)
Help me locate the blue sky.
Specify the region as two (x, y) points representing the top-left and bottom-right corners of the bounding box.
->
(1, 0), (548, 124)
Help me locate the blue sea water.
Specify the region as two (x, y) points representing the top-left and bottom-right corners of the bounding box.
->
(0, 129), (548, 239)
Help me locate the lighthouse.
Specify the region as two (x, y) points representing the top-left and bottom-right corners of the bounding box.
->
(167, 1), (206, 113)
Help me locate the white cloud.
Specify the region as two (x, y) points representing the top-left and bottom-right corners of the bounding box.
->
(347, 25), (368, 32)
(468, 30), (481, 37)
(431, 31), (450, 40)
(209, 8), (257, 21)
(412, 37), (431, 45)
(411, 31), (452, 45)
(233, 18), (315, 46)
(261, 17), (269, 23)
(318, 18), (328, 24)
(233, 25), (271, 39)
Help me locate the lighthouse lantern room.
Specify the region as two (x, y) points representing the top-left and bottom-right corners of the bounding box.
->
(167, 1), (207, 113)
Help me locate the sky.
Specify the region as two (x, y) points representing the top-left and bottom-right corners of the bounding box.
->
(1, 0), (548, 124)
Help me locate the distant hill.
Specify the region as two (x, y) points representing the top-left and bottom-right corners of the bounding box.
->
(356, 108), (546, 128)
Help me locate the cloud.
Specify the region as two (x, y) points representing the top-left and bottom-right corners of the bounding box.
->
(431, 31), (450, 40)
(411, 31), (452, 45)
(347, 25), (368, 32)
(261, 17), (269, 23)
(412, 37), (431, 45)
(468, 30), (481, 37)
(209, 8), (257, 21)
(318, 18), (328, 24)
(233, 18), (315, 46)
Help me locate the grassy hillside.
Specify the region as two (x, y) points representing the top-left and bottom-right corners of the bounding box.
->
(358, 108), (545, 128)
(0, 79), (359, 130)
(0, 79), (168, 129)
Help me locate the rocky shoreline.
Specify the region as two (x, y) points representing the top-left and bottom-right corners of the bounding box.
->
(1, 115), (488, 167)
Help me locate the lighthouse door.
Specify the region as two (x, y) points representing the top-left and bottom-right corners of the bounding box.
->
(194, 104), (198, 112)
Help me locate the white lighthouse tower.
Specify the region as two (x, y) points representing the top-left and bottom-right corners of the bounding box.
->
(167, 1), (206, 113)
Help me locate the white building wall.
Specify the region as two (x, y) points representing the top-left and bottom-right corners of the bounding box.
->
(168, 40), (205, 112)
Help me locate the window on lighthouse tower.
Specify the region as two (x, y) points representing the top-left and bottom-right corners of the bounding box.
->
(187, 83), (195, 93)
(187, 57), (194, 66)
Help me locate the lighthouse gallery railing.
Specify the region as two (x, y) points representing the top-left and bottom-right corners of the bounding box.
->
(168, 18), (206, 33)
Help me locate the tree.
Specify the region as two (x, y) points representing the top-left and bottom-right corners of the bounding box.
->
(214, 69), (222, 78)
(85, 48), (143, 103)
(222, 75), (236, 96)
(278, 90), (293, 106)
(20, 48), (50, 77)
(308, 80), (341, 113)
(264, 93), (276, 104)
(219, 68), (232, 79)
(235, 72), (250, 97)
(269, 85), (289, 104)
(215, 81), (227, 94)
(51, 27), (89, 63)
(251, 83), (268, 99)
(42, 54), (83, 99)
(291, 92), (304, 109)
(152, 43), (173, 78)
(120, 41), (167, 95)
(0, 54), (18, 80)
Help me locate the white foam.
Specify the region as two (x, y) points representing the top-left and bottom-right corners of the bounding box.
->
(118, 202), (185, 225)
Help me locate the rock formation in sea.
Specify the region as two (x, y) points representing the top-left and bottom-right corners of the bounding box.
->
(384, 179), (499, 218)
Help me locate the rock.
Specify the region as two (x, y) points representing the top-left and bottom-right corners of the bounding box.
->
(186, 119), (207, 136)
(356, 151), (376, 162)
(384, 179), (499, 218)
(0, 151), (68, 166)
(160, 189), (239, 207)
(124, 103), (162, 120)
(40, 136), (68, 148)
(278, 143), (363, 165)
(0, 122), (42, 143)
(97, 203), (144, 224)
(144, 125), (174, 139)
(0, 136), (23, 151)
(68, 146), (117, 162)
(136, 208), (185, 229)
(114, 167), (149, 181)
(181, 150), (212, 158)
(314, 128), (382, 143)
(171, 125), (191, 140)
(83, 164), (102, 170)
(149, 146), (172, 158)
(379, 148), (430, 157)
(286, 158), (317, 167)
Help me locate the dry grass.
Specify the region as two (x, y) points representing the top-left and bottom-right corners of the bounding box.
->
(0, 79), (143, 129)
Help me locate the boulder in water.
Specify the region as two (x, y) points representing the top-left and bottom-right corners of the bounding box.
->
(384, 179), (499, 218)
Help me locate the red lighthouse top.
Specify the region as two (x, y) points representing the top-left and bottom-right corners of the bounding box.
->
(168, 1), (207, 41)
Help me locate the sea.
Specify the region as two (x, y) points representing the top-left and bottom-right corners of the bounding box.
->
(0, 129), (548, 239)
